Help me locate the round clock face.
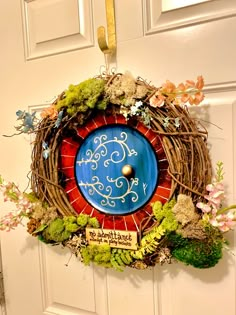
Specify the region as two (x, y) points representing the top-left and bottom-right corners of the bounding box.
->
(74, 124), (159, 215)
(60, 113), (172, 231)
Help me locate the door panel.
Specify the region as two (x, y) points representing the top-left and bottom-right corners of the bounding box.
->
(22, 0), (94, 60)
(0, 1), (235, 315)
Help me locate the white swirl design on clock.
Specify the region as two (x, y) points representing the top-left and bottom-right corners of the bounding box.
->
(79, 175), (139, 207)
(76, 132), (137, 170)
(143, 183), (148, 196)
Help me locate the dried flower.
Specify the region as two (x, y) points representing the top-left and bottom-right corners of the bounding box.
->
(41, 104), (58, 119)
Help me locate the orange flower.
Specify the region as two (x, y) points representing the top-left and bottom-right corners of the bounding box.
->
(177, 83), (185, 91)
(149, 91), (166, 108)
(196, 75), (204, 90)
(188, 92), (204, 105)
(161, 80), (176, 93)
(150, 76), (205, 107)
(41, 105), (58, 119)
(188, 96), (194, 105)
(193, 92), (204, 105)
(180, 94), (190, 103)
(185, 80), (195, 89)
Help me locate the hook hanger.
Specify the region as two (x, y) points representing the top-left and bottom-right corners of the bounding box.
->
(97, 0), (116, 73)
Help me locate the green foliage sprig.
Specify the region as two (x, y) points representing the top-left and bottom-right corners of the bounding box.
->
(130, 200), (178, 260)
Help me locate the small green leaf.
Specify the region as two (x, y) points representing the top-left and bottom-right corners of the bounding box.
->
(33, 224), (48, 235)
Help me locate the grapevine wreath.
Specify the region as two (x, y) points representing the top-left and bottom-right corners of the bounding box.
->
(1, 72), (236, 271)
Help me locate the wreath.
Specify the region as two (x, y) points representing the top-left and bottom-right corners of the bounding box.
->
(1, 72), (235, 271)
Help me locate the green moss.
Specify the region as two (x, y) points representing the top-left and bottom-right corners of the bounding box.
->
(77, 214), (89, 227)
(42, 218), (72, 242)
(64, 216), (79, 232)
(168, 233), (223, 268)
(88, 217), (100, 228)
(80, 247), (91, 266)
(56, 78), (107, 116)
(80, 244), (112, 267)
(41, 214), (100, 243)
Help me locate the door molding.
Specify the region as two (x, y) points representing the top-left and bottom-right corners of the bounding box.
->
(143, 0), (236, 34)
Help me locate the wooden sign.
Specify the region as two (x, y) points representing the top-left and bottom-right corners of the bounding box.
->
(86, 228), (138, 250)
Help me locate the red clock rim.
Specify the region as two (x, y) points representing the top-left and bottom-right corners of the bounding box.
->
(59, 112), (172, 232)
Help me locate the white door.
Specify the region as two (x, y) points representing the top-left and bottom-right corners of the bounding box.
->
(0, 1), (235, 315)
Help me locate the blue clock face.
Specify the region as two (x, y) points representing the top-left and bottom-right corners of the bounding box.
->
(75, 124), (159, 215)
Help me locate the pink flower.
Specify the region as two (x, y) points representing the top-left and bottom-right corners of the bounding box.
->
(196, 202), (211, 213)
(210, 213), (236, 232)
(0, 212), (22, 231)
(0, 177), (34, 232)
(203, 181), (225, 208)
(206, 184), (214, 191)
(149, 92), (166, 108)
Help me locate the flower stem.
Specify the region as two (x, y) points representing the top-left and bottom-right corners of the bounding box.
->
(217, 205), (236, 214)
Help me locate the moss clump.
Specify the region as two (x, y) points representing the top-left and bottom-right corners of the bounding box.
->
(88, 217), (100, 228)
(172, 194), (199, 226)
(168, 233), (223, 268)
(39, 214), (100, 243)
(76, 214), (100, 228)
(42, 218), (72, 242)
(63, 216), (79, 232)
(105, 72), (149, 106)
(172, 194), (206, 240)
(80, 244), (112, 268)
(56, 78), (107, 116)
(77, 214), (89, 227)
